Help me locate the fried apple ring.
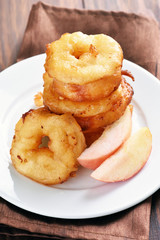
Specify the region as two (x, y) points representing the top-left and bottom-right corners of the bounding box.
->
(10, 108), (86, 185)
(52, 74), (121, 102)
(43, 72), (125, 118)
(75, 79), (133, 130)
(44, 32), (123, 101)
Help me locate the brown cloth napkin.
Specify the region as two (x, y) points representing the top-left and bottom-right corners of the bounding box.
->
(1, 2), (160, 240)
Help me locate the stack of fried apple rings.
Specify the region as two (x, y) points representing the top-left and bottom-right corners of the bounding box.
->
(43, 32), (134, 146)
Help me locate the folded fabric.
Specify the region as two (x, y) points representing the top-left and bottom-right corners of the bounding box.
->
(18, 2), (160, 78)
(1, 2), (160, 240)
(0, 197), (152, 240)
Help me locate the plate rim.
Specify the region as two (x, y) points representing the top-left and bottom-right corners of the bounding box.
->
(0, 54), (160, 219)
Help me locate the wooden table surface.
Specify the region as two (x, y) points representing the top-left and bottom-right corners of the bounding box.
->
(0, 0), (160, 239)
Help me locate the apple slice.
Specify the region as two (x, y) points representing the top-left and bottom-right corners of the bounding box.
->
(91, 127), (152, 182)
(77, 106), (132, 170)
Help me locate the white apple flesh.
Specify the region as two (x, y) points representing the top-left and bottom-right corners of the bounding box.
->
(91, 127), (152, 182)
(78, 106), (132, 170)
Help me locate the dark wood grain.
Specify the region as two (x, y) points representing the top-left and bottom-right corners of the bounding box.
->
(84, 0), (160, 23)
(150, 189), (160, 240)
(0, 0), (160, 239)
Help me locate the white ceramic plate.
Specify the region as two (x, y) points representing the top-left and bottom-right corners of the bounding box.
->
(0, 54), (160, 219)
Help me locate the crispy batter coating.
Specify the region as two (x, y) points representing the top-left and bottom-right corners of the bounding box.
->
(10, 108), (86, 185)
(52, 74), (121, 102)
(34, 92), (43, 107)
(75, 79), (133, 130)
(52, 69), (134, 102)
(43, 72), (125, 118)
(44, 32), (123, 101)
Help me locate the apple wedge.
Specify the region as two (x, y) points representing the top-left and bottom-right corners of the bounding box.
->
(91, 127), (152, 182)
(77, 106), (132, 170)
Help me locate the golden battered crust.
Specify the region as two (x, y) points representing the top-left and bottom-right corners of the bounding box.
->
(44, 32), (123, 101)
(10, 108), (86, 185)
(75, 79), (133, 130)
(43, 72), (126, 118)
